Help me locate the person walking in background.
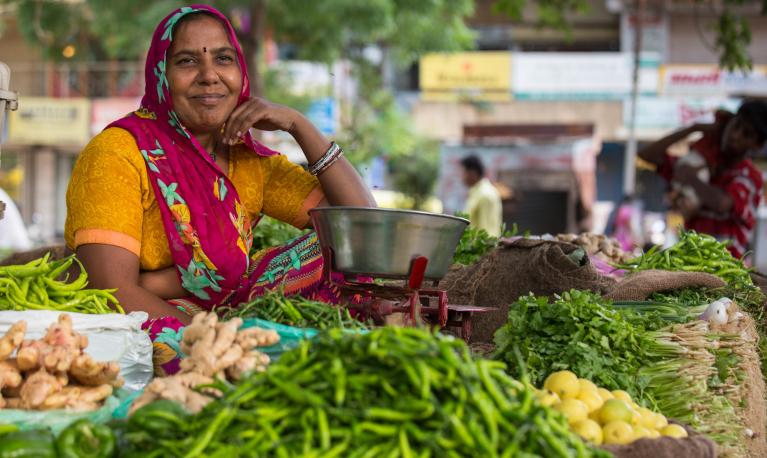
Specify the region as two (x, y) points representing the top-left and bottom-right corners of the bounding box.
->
(609, 195), (643, 252)
(460, 155), (503, 237)
(639, 100), (767, 259)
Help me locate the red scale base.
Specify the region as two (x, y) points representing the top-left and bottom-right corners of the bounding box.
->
(321, 247), (492, 342)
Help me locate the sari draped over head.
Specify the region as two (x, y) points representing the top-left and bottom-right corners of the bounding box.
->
(109, 4), (278, 308)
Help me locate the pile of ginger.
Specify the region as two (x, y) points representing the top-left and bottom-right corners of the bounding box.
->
(131, 312), (279, 414)
(0, 314), (123, 410)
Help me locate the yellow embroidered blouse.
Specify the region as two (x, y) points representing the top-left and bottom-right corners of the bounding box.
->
(65, 127), (323, 271)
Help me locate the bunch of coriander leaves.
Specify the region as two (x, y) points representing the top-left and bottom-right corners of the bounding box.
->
(493, 289), (656, 400)
(452, 212), (517, 266)
(251, 215), (307, 252)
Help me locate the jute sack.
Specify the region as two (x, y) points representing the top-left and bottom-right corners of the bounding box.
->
(604, 423), (716, 458)
(440, 239), (616, 343)
(604, 270), (727, 302)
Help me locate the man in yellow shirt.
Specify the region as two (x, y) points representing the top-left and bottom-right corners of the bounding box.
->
(460, 155), (503, 237)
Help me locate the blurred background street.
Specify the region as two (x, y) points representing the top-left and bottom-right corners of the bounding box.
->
(1, 0), (766, 265)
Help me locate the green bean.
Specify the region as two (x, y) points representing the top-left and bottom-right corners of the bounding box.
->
(220, 288), (370, 330)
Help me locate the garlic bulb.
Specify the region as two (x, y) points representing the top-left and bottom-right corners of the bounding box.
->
(700, 301), (729, 325)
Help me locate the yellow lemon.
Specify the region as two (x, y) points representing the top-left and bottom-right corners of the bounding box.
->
(536, 390), (561, 407)
(555, 399), (589, 424)
(588, 409), (601, 423)
(544, 371), (580, 400)
(572, 419), (603, 445)
(611, 390), (633, 404)
(602, 421), (634, 445)
(629, 410), (642, 427)
(661, 424), (688, 439)
(648, 429), (661, 439)
(654, 413), (669, 430)
(597, 388), (614, 402)
(598, 399), (634, 424)
(633, 426), (652, 440)
(577, 390), (604, 413)
(637, 408), (657, 429)
(578, 379), (599, 396)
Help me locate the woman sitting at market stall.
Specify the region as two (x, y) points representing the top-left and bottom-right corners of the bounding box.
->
(65, 5), (374, 348)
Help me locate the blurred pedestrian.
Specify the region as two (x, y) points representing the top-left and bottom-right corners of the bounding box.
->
(460, 155), (503, 237)
(0, 187), (32, 252)
(609, 195), (642, 251)
(639, 100), (767, 258)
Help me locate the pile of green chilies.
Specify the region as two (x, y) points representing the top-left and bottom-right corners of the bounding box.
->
(615, 231), (752, 287)
(221, 289), (369, 330)
(0, 253), (123, 314)
(121, 328), (606, 458)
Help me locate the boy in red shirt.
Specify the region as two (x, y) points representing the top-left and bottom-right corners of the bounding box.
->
(639, 100), (767, 259)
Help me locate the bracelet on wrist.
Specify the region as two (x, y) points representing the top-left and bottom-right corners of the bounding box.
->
(309, 142), (343, 176)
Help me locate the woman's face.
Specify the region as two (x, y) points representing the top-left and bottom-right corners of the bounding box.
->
(167, 15), (242, 137)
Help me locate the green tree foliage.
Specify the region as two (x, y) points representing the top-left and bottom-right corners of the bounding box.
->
(4, 0), (474, 68)
(267, 0), (475, 65)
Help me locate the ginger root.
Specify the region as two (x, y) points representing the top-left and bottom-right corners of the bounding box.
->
(132, 312), (280, 414)
(236, 327), (279, 349)
(20, 369), (64, 409)
(70, 354), (123, 388)
(226, 350), (270, 381)
(0, 360), (22, 408)
(0, 321), (27, 360)
(17, 314), (88, 373)
(130, 372), (215, 414)
(0, 314), (123, 411)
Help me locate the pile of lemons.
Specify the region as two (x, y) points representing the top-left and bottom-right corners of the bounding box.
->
(537, 370), (688, 445)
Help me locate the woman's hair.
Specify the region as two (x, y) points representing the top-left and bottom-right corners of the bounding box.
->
(737, 100), (767, 144)
(460, 155), (485, 176)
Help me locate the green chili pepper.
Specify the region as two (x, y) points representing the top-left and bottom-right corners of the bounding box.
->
(0, 424), (19, 435)
(57, 419), (116, 458)
(0, 429), (57, 458)
(128, 400), (189, 435)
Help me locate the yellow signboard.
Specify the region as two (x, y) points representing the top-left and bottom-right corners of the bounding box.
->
(9, 97), (91, 146)
(420, 52), (511, 101)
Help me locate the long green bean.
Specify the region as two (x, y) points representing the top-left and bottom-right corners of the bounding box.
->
(220, 289), (369, 330)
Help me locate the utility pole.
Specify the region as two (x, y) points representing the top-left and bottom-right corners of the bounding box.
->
(623, 0), (644, 195)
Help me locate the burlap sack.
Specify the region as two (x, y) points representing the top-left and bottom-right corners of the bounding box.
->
(604, 270), (727, 302)
(440, 239), (616, 343)
(604, 423), (717, 458)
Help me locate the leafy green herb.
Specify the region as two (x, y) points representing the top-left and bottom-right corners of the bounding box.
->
(251, 215), (307, 254)
(452, 213), (516, 266)
(493, 290), (654, 398)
